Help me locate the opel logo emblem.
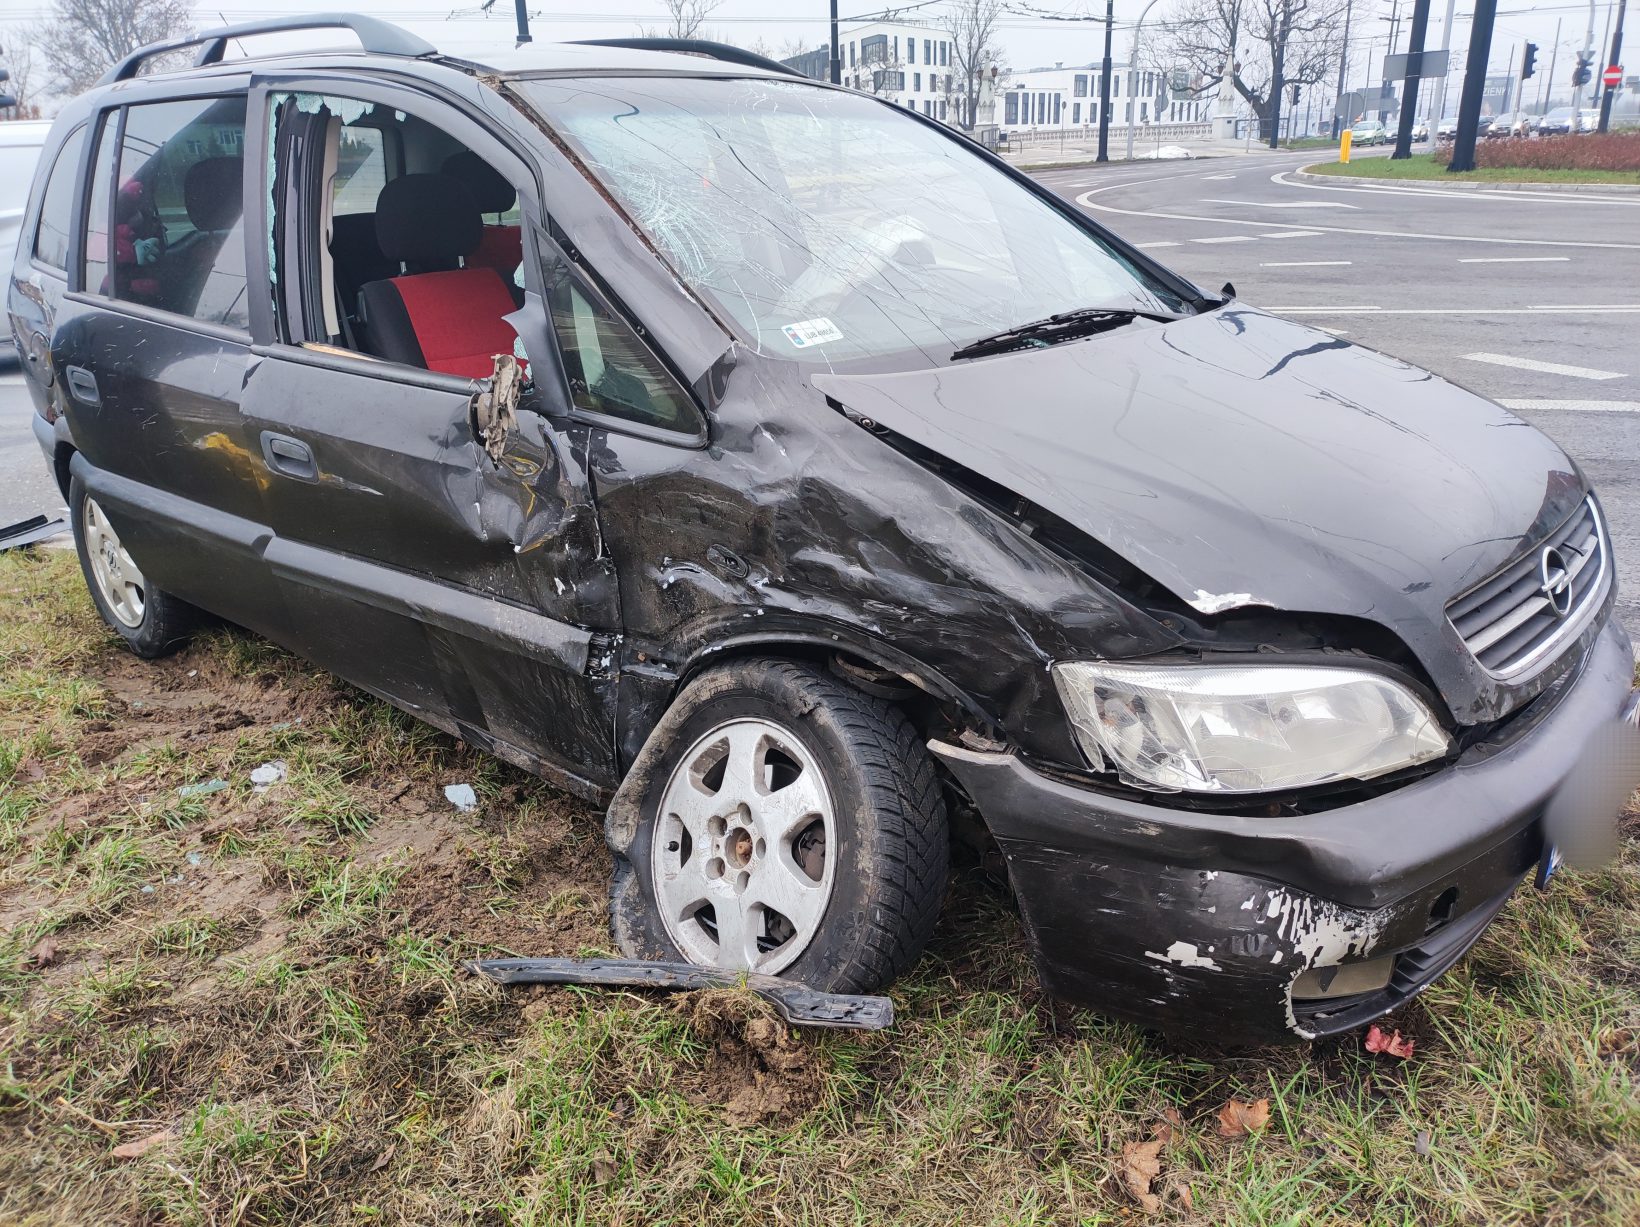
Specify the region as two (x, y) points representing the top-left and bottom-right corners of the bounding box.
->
(1539, 547), (1572, 618)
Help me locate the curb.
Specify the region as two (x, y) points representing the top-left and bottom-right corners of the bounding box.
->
(1293, 165), (1640, 195)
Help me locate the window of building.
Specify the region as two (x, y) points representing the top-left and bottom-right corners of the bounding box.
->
(924, 39), (932, 63)
(1005, 93), (1019, 125)
(914, 73), (921, 91)
(940, 100), (947, 120)
(106, 95), (250, 329)
(31, 126), (86, 272)
(849, 41), (856, 67)
(1074, 74), (1088, 98)
(861, 35), (885, 65)
(1072, 102), (1081, 125)
(907, 38), (915, 63)
(942, 42), (949, 65)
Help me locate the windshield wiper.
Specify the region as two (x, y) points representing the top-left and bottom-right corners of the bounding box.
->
(950, 306), (1185, 361)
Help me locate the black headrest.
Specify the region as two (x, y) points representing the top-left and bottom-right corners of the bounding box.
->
(441, 150), (516, 215)
(183, 157), (243, 231)
(374, 174), (481, 265)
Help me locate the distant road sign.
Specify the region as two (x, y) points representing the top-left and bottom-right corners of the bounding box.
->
(1383, 49), (1451, 80)
(1604, 65), (1624, 88)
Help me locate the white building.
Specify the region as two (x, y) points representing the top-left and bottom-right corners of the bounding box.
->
(836, 21), (956, 123)
(1002, 63), (1211, 131)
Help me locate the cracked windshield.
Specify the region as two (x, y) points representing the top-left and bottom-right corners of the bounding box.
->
(524, 77), (1186, 367)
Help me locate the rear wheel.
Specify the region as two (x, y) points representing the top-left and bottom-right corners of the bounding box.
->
(70, 473), (196, 659)
(608, 658), (948, 993)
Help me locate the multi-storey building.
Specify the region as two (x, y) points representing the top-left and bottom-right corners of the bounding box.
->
(784, 21), (956, 122)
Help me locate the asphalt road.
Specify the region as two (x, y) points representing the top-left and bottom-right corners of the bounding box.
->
(1031, 148), (1640, 644)
(4, 149), (1639, 644)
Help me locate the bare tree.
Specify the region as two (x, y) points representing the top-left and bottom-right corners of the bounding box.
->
(1161, 0), (1344, 146)
(857, 38), (906, 101)
(647, 0), (721, 40)
(941, 0), (1004, 130)
(2, 36), (43, 117)
(36, 0), (194, 98)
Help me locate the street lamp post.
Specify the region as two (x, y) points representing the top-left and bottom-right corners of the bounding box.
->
(1098, 0), (1115, 161)
(1598, 0), (1626, 132)
(1333, 0), (1355, 138)
(1125, 0), (1166, 161)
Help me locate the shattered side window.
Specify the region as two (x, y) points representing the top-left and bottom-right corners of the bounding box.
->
(522, 77), (1185, 371)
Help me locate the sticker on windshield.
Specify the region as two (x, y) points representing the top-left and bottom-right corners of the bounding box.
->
(781, 318), (844, 349)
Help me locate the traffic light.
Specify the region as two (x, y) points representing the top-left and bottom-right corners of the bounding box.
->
(1522, 42), (1538, 79)
(1290, 83), (1301, 106)
(1572, 52), (1592, 87)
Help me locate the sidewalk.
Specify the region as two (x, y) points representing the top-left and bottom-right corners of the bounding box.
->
(997, 132), (1307, 169)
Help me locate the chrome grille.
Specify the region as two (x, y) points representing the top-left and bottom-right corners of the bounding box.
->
(1446, 498), (1608, 679)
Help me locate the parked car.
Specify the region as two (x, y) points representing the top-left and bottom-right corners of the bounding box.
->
(1537, 106), (1578, 135)
(11, 16), (1638, 1047)
(0, 120), (53, 363)
(1484, 112), (1516, 138)
(1436, 115), (1460, 140)
(1349, 119), (1388, 146)
(1579, 108), (1601, 132)
(1411, 120), (1429, 142)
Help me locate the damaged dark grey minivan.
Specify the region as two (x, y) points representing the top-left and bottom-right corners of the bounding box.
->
(11, 16), (1638, 1045)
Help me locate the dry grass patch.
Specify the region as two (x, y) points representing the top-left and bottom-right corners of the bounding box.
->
(1, 547), (1637, 1225)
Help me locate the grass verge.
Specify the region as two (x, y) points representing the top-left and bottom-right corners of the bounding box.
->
(2, 547), (1638, 1224)
(1304, 154), (1640, 184)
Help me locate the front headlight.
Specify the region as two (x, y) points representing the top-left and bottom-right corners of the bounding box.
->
(1052, 660), (1450, 795)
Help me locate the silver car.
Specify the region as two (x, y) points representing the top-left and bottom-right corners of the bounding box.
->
(0, 121), (53, 363)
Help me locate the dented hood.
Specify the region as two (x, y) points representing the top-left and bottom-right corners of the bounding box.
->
(813, 305), (1586, 720)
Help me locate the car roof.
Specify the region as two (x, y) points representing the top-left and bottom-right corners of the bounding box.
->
(435, 40), (789, 79)
(0, 120), (55, 148)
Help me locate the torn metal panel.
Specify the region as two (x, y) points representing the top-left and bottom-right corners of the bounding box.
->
(587, 356), (1180, 766)
(468, 956), (894, 1030)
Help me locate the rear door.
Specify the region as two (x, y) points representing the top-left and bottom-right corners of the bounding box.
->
(49, 84), (285, 634)
(241, 75), (621, 790)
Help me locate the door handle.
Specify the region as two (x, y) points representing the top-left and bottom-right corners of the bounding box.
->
(259, 431), (319, 481)
(65, 365), (99, 405)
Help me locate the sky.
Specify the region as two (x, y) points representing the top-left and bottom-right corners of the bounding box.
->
(0, 0), (1625, 115)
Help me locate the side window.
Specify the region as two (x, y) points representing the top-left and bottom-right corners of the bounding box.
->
(545, 263), (697, 434)
(111, 95), (249, 329)
(31, 126), (87, 272)
(83, 114), (118, 295)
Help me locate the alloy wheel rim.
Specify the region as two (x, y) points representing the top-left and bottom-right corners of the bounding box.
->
(652, 717), (837, 976)
(82, 496), (146, 628)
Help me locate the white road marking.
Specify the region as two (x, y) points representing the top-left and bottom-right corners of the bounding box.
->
(1500, 400), (1640, 412)
(1313, 326), (1350, 335)
(1268, 305), (1640, 315)
(1201, 198), (1359, 209)
(1462, 352), (1624, 380)
(0, 375), (26, 387)
(1261, 230), (1326, 238)
(1260, 260), (1352, 266)
(1137, 241), (1181, 248)
(1201, 173), (1236, 180)
(1458, 256), (1571, 263)
(1074, 180), (1640, 250)
(1192, 235), (1259, 244)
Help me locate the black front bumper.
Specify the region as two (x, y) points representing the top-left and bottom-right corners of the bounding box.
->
(932, 617), (1638, 1046)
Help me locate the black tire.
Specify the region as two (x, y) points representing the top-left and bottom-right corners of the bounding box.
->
(69, 473), (196, 659)
(606, 657), (948, 994)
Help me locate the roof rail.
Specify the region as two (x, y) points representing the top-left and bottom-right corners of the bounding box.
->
(570, 38), (806, 79)
(99, 13), (437, 85)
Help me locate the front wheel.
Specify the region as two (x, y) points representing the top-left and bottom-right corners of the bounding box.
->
(70, 473), (196, 659)
(607, 658), (949, 994)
